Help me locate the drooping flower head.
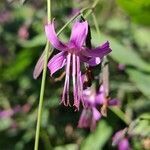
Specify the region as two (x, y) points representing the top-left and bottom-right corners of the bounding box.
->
(112, 129), (131, 150)
(78, 86), (101, 130)
(45, 20), (111, 110)
(78, 83), (120, 130)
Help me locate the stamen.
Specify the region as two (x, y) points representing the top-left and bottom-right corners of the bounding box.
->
(66, 54), (71, 106)
(72, 54), (78, 108)
(61, 53), (71, 106)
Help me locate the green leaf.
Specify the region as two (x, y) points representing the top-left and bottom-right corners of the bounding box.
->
(54, 144), (78, 150)
(117, 0), (150, 26)
(127, 69), (150, 99)
(13, 5), (35, 20)
(2, 49), (33, 80)
(81, 120), (112, 150)
(133, 26), (150, 51)
(128, 113), (150, 137)
(0, 118), (12, 131)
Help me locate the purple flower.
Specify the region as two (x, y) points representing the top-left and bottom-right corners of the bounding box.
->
(96, 85), (120, 116)
(112, 129), (130, 150)
(78, 87), (101, 130)
(45, 20), (111, 109)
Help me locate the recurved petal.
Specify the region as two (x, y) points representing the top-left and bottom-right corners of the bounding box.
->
(69, 21), (88, 48)
(48, 52), (67, 76)
(82, 41), (112, 58)
(45, 21), (68, 51)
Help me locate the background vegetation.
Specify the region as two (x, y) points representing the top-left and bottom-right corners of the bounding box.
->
(0, 0), (150, 149)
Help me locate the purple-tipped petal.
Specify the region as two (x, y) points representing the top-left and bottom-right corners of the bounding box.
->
(69, 21), (88, 48)
(87, 57), (101, 66)
(108, 99), (120, 106)
(82, 41), (112, 58)
(48, 52), (67, 76)
(45, 21), (68, 51)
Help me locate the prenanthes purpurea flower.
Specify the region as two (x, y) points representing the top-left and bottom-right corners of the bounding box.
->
(78, 86), (101, 130)
(45, 20), (111, 110)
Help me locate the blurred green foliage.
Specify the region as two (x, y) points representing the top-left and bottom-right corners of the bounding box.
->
(117, 0), (150, 26)
(0, 0), (149, 150)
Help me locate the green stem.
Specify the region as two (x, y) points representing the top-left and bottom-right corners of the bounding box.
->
(47, 0), (51, 24)
(92, 13), (101, 37)
(57, 7), (90, 36)
(84, 0), (100, 18)
(110, 107), (130, 125)
(34, 0), (51, 150)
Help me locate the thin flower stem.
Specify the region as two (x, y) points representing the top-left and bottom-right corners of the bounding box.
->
(110, 107), (130, 125)
(92, 13), (101, 37)
(57, 0), (100, 35)
(57, 7), (90, 36)
(47, 0), (51, 24)
(34, 0), (51, 150)
(84, 0), (100, 18)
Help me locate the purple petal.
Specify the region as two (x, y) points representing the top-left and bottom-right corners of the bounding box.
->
(82, 41), (112, 58)
(87, 57), (101, 66)
(45, 21), (68, 51)
(33, 50), (46, 79)
(69, 21), (88, 48)
(78, 108), (92, 128)
(108, 99), (120, 106)
(90, 107), (101, 131)
(82, 87), (96, 106)
(95, 85), (105, 104)
(118, 138), (130, 150)
(92, 107), (101, 121)
(112, 129), (126, 146)
(48, 52), (67, 76)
